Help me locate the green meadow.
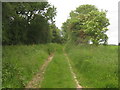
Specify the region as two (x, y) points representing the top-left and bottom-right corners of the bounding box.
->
(2, 44), (118, 88)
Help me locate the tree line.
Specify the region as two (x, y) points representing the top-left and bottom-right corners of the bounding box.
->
(2, 3), (110, 45)
(2, 2), (63, 45)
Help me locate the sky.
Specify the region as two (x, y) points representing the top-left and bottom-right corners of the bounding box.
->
(48, 0), (119, 45)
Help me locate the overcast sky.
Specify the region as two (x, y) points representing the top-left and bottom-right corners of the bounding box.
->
(48, 0), (119, 45)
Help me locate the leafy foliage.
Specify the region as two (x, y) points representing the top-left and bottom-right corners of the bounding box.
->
(2, 2), (62, 45)
(49, 24), (64, 44)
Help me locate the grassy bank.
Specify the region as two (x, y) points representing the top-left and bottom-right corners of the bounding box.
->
(41, 45), (76, 88)
(65, 44), (118, 88)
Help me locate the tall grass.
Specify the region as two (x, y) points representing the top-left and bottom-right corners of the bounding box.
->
(65, 44), (118, 88)
(2, 43), (118, 88)
(2, 44), (50, 88)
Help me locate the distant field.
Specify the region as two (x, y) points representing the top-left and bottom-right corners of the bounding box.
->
(65, 44), (118, 88)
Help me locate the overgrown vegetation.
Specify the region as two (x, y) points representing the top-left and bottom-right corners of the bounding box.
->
(2, 44), (53, 88)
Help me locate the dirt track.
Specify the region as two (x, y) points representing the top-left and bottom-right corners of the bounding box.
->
(25, 54), (54, 88)
(25, 49), (82, 89)
(63, 48), (82, 89)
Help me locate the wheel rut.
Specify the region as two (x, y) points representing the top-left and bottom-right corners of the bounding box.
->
(25, 54), (54, 88)
(63, 48), (83, 89)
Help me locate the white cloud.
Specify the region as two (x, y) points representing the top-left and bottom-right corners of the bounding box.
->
(48, 0), (119, 45)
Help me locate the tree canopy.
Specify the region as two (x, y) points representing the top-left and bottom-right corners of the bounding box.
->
(62, 4), (110, 45)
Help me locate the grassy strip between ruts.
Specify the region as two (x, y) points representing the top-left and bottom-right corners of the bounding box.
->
(41, 47), (76, 88)
(65, 44), (118, 88)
